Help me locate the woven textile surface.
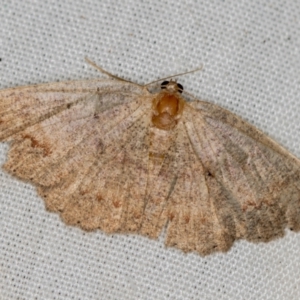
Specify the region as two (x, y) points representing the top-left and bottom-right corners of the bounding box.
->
(0, 1), (300, 299)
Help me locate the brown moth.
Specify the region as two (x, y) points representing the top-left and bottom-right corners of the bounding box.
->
(1, 63), (300, 256)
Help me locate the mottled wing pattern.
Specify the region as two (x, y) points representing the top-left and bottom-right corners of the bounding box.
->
(1, 78), (300, 256)
(0, 79), (156, 229)
(165, 101), (300, 255)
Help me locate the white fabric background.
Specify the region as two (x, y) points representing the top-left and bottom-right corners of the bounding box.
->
(0, 0), (300, 299)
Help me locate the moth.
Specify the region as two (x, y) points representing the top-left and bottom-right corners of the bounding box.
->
(1, 60), (300, 256)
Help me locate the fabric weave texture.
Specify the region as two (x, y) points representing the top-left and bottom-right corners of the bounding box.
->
(0, 1), (300, 299)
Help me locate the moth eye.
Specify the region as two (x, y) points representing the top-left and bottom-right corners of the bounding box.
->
(177, 83), (184, 93)
(161, 81), (169, 89)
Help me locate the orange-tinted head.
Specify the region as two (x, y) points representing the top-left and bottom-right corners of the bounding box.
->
(151, 81), (185, 130)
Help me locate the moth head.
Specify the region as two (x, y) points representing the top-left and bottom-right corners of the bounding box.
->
(160, 80), (184, 94)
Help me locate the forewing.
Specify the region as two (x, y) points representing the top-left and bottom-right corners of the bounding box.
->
(165, 100), (300, 255)
(0, 79), (158, 231)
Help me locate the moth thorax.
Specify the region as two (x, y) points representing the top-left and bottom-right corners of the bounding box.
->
(152, 91), (184, 130)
